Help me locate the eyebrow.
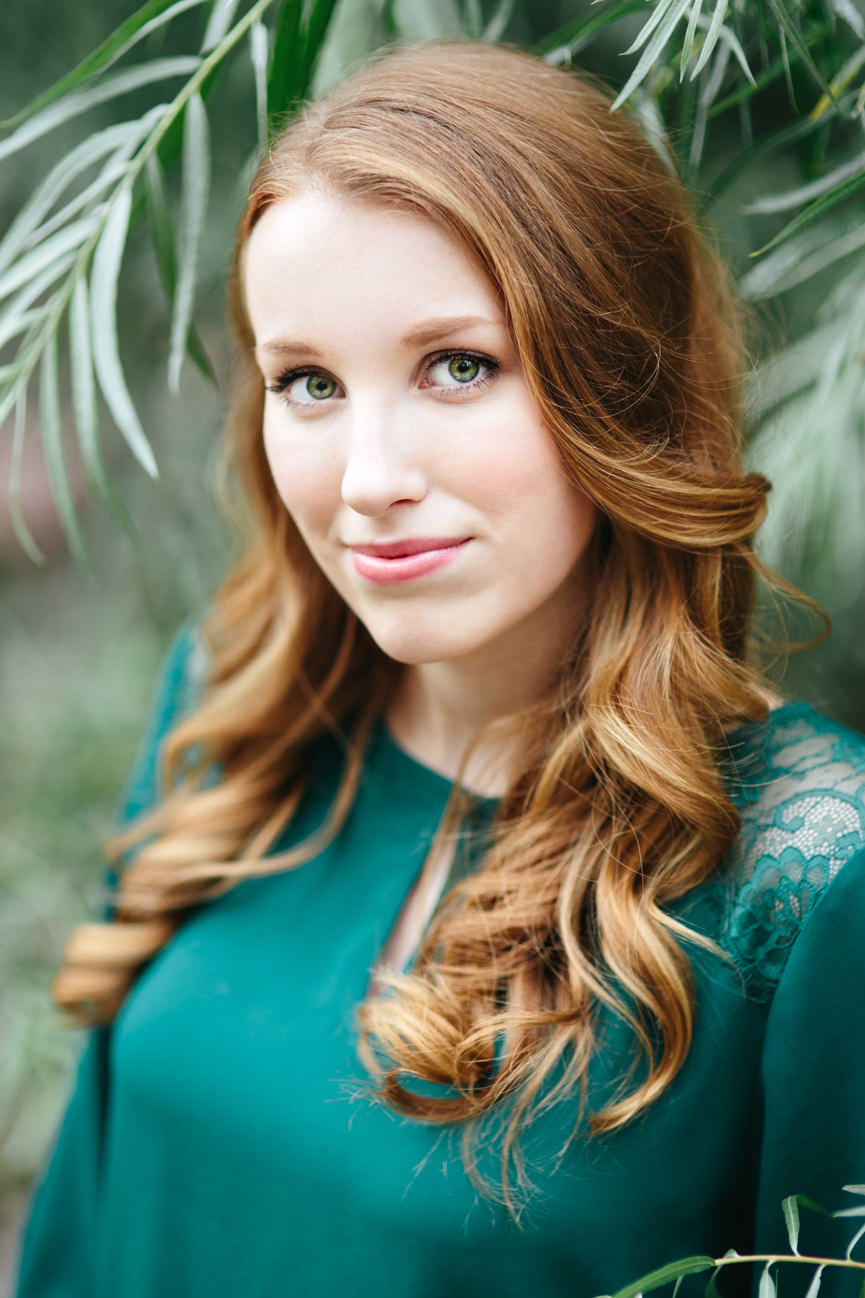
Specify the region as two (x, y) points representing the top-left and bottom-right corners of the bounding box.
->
(255, 314), (504, 358)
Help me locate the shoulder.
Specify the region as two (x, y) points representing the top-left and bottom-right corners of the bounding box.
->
(717, 702), (865, 999)
(115, 623), (209, 825)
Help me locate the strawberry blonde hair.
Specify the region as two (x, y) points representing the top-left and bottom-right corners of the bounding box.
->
(55, 41), (772, 1209)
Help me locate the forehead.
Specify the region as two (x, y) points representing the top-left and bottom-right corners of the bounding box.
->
(242, 190), (503, 346)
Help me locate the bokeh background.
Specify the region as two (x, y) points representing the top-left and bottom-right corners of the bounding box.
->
(1, 0), (863, 1290)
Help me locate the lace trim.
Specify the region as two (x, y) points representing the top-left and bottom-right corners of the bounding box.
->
(719, 704), (865, 999)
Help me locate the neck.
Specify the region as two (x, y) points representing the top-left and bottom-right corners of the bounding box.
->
(386, 611), (576, 798)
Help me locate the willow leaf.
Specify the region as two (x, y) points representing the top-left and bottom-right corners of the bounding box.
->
(0, 218), (97, 304)
(22, 108), (167, 253)
(250, 21), (270, 146)
(783, 1195), (801, 1254)
(832, 0), (865, 37)
(609, 1256), (715, 1298)
(536, 0), (647, 58)
(391, 0), (463, 40)
(625, 0), (681, 54)
(0, 123), (140, 276)
(847, 1222), (865, 1259)
(463, 0), (483, 37)
(765, 0), (840, 109)
(612, 0), (694, 109)
(202, 0), (244, 50)
(0, 59), (201, 166)
(694, 8), (754, 82)
(69, 274), (119, 529)
(267, 0), (304, 123)
(681, 0), (706, 78)
(483, 0), (514, 42)
(747, 149), (865, 213)
(703, 111), (837, 204)
(39, 332), (89, 567)
(751, 168), (865, 255)
(168, 93), (210, 394)
(8, 389), (47, 564)
(804, 1266), (825, 1298)
(0, 0), (207, 130)
(0, 257), (78, 351)
(90, 188), (158, 478)
(741, 221), (865, 298)
(758, 1264), (776, 1298)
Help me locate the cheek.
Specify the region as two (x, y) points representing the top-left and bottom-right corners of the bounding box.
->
(262, 417), (339, 532)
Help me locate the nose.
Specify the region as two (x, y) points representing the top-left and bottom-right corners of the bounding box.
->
(340, 401), (428, 516)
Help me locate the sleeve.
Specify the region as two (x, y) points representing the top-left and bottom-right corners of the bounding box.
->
(755, 846), (865, 1298)
(12, 626), (202, 1298)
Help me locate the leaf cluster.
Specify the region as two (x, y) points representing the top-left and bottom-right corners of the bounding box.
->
(0, 0), (863, 577)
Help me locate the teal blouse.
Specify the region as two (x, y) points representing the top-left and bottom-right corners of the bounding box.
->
(14, 630), (865, 1297)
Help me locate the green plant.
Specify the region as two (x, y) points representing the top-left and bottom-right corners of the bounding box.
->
(0, 0), (863, 589)
(601, 1187), (865, 1298)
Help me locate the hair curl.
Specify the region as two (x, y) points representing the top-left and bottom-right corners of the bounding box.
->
(55, 41), (774, 1209)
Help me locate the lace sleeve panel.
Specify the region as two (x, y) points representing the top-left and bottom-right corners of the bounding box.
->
(720, 703), (865, 1000)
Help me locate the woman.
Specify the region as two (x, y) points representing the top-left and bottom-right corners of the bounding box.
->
(15, 40), (865, 1298)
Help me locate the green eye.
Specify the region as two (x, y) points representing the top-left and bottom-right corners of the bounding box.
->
(306, 374), (337, 400)
(447, 355), (481, 383)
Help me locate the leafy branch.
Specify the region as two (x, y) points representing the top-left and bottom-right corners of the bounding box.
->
(601, 1187), (865, 1298)
(1, 0), (864, 573)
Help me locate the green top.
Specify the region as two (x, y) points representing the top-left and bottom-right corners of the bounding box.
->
(14, 629), (865, 1298)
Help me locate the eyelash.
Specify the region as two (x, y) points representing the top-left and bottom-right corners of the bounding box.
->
(265, 349), (500, 408)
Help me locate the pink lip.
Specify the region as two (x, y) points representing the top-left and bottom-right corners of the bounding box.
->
(349, 537), (469, 585)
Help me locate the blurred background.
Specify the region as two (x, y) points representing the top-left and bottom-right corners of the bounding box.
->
(1, 0), (863, 1290)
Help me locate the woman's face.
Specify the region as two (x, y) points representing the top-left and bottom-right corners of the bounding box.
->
(244, 190), (597, 671)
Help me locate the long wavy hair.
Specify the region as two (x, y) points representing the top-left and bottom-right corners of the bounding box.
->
(54, 40), (772, 1207)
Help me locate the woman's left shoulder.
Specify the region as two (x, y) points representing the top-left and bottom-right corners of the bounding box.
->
(716, 701), (865, 998)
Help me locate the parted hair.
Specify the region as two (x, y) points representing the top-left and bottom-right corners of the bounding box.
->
(54, 40), (772, 1207)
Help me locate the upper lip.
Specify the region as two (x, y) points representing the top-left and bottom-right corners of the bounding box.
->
(348, 537), (468, 558)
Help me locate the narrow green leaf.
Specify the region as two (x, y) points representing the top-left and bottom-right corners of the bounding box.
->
(302, 0), (347, 84)
(535, 0), (648, 58)
(0, 218), (97, 304)
(0, 0), (207, 130)
(0, 123), (136, 276)
(145, 153), (178, 304)
(747, 150), (865, 214)
(681, 0), (706, 79)
(90, 187), (158, 478)
(462, 0), (483, 37)
(835, 1206), (865, 1218)
(168, 92), (210, 393)
(8, 388), (47, 564)
(483, 0), (514, 42)
(202, 0), (243, 51)
(740, 221), (865, 299)
(612, 0), (694, 109)
(70, 278), (134, 531)
(0, 58), (201, 166)
(758, 1262), (776, 1298)
(847, 1222), (865, 1259)
(751, 168), (865, 256)
(764, 0), (841, 109)
(694, 10), (754, 83)
(783, 1195), (801, 1254)
(609, 1256), (715, 1298)
(844, 1186), (865, 1196)
(625, 0), (680, 55)
(250, 20), (270, 146)
(804, 1266), (825, 1298)
(703, 112), (834, 205)
(39, 331), (90, 567)
(0, 259), (77, 351)
(832, 0), (865, 38)
(267, 0), (304, 123)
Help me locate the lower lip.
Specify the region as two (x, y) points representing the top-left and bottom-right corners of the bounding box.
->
(350, 541), (469, 586)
